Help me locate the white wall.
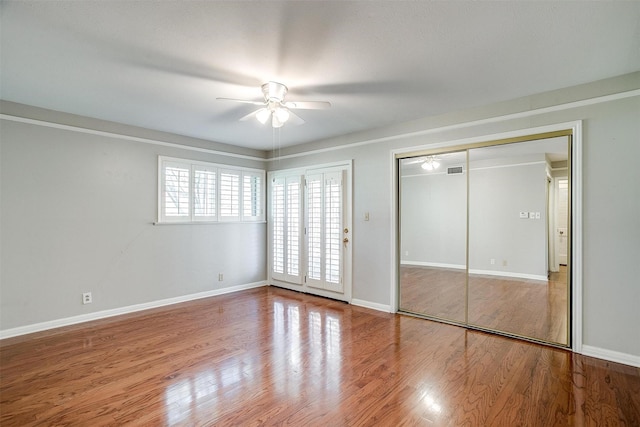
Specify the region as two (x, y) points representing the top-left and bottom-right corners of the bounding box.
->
(267, 72), (640, 363)
(0, 111), (267, 333)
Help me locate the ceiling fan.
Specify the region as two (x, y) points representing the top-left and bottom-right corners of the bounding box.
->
(217, 81), (331, 128)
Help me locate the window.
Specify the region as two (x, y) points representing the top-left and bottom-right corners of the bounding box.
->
(158, 156), (264, 223)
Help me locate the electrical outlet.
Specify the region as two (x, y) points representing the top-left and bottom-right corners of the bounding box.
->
(490, 258), (496, 265)
(82, 292), (92, 304)
(218, 273), (224, 281)
(502, 260), (508, 267)
(405, 251), (409, 256)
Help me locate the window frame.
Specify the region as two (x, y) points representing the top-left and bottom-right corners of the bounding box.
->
(158, 156), (265, 224)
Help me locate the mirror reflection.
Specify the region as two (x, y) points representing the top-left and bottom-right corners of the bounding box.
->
(468, 138), (569, 345)
(399, 151), (467, 323)
(398, 136), (570, 346)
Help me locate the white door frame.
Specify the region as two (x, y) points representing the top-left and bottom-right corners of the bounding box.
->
(390, 121), (583, 353)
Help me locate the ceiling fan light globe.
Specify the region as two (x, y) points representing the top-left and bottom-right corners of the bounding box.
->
(421, 162), (433, 171)
(272, 114), (285, 128)
(256, 108), (271, 124)
(432, 161), (441, 169)
(274, 107), (290, 124)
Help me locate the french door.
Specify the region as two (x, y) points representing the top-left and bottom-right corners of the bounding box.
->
(269, 164), (351, 301)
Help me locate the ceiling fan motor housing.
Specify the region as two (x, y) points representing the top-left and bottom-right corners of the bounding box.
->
(262, 81), (288, 103)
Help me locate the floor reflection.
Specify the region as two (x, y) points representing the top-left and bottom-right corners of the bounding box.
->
(164, 293), (343, 425)
(399, 265), (568, 344)
(2, 287), (635, 426)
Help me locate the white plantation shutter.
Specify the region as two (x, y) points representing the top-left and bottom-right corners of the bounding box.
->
(272, 177), (285, 276)
(158, 156), (264, 224)
(193, 166), (216, 220)
(306, 174), (323, 282)
(242, 172), (264, 221)
(271, 175), (303, 284)
(219, 170), (240, 221)
(286, 178), (301, 277)
(306, 171), (344, 293)
(162, 162), (190, 221)
(324, 173), (342, 285)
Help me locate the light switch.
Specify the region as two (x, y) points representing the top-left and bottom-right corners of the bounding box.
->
(519, 212), (529, 219)
(364, 212), (370, 221)
(529, 212), (536, 220)
(535, 212), (541, 219)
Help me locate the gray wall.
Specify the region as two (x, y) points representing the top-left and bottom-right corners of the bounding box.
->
(400, 172), (466, 267)
(400, 158), (548, 278)
(469, 160), (547, 277)
(1, 72), (638, 362)
(0, 114), (267, 330)
(268, 72), (640, 359)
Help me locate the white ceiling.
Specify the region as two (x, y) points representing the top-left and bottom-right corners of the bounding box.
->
(1, 1), (639, 151)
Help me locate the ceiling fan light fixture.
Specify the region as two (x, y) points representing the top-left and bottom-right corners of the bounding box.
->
(256, 108), (271, 124)
(421, 156), (441, 171)
(272, 114), (285, 128)
(274, 107), (290, 124)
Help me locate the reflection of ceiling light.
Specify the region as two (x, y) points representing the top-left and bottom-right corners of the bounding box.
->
(421, 156), (441, 171)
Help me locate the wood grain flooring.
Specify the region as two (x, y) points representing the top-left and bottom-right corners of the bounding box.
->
(400, 265), (568, 345)
(2, 286), (638, 426)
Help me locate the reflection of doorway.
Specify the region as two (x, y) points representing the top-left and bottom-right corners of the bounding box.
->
(556, 178), (569, 266)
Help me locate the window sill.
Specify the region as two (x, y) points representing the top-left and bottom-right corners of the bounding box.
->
(152, 220), (266, 225)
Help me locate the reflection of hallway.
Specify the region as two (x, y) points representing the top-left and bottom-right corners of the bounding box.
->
(399, 265), (568, 344)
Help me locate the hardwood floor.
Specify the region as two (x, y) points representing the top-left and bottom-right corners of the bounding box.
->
(2, 286), (638, 426)
(400, 265), (568, 345)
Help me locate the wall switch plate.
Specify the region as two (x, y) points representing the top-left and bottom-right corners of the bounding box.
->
(364, 212), (370, 221)
(519, 212), (528, 219)
(529, 212), (536, 219)
(535, 212), (541, 219)
(218, 273), (224, 281)
(82, 292), (92, 304)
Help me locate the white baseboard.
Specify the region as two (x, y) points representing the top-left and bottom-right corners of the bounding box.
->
(0, 281), (266, 340)
(400, 262), (547, 282)
(400, 260), (466, 270)
(351, 298), (393, 313)
(469, 269), (548, 282)
(581, 345), (640, 368)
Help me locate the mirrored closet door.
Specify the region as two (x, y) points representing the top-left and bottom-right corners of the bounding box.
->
(398, 134), (571, 347)
(399, 151), (467, 324)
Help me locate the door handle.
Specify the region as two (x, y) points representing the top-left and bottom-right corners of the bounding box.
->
(343, 237), (349, 243)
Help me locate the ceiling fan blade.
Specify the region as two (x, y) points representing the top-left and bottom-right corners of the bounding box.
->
(217, 97), (265, 106)
(287, 110), (305, 126)
(283, 100), (331, 110)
